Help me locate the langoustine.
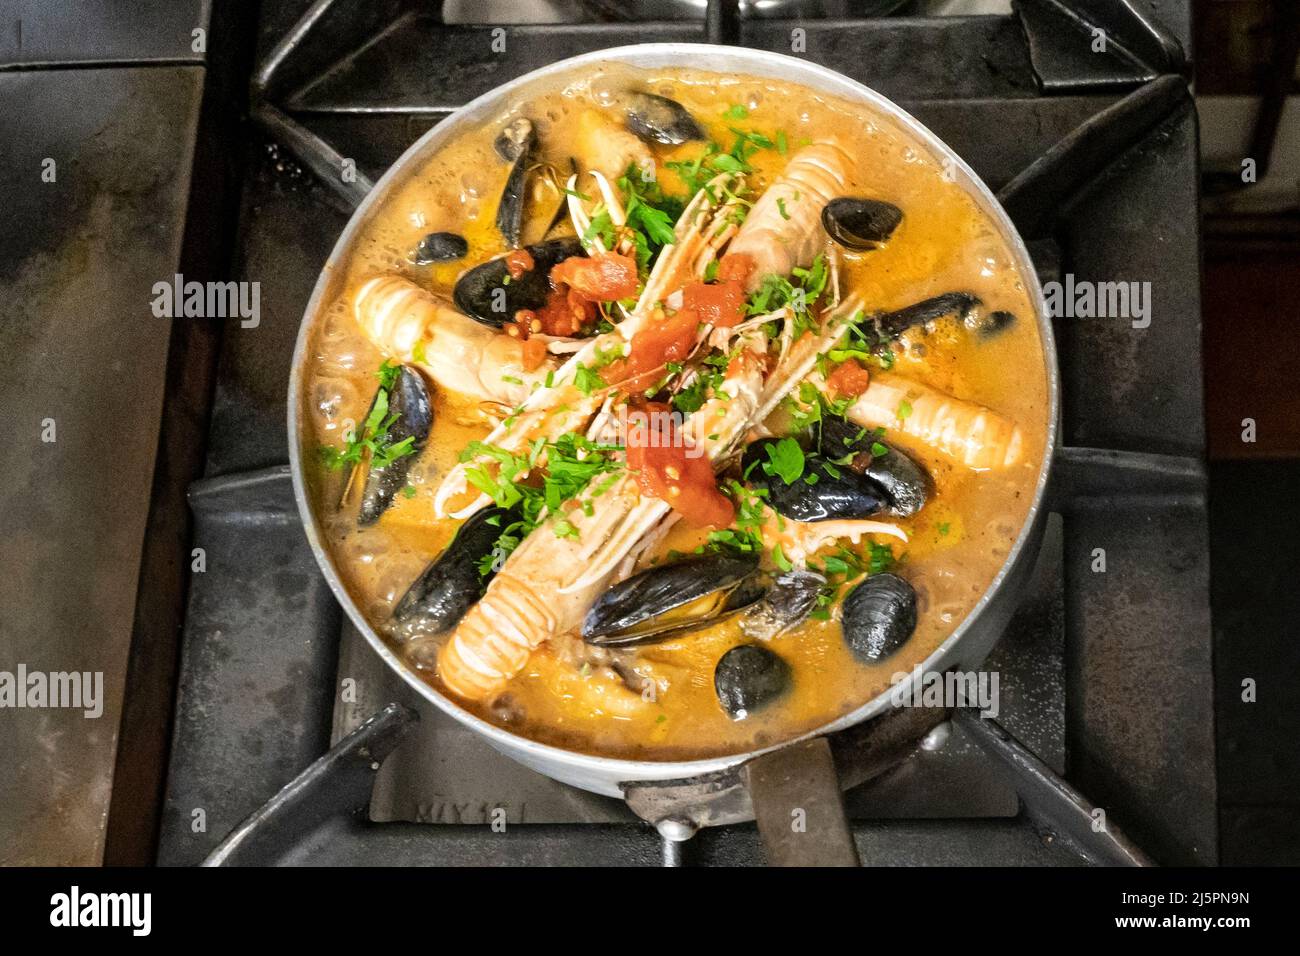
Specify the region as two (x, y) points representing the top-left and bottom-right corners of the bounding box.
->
(353, 275), (553, 406)
(431, 171), (746, 519)
(436, 140), (908, 703)
(820, 369), (1025, 471)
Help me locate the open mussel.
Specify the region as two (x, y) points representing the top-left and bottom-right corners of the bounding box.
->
(822, 197), (903, 250)
(582, 553), (765, 646)
(877, 292), (977, 338)
(452, 236), (586, 328)
(391, 505), (518, 641)
(840, 573), (917, 663)
(494, 118), (536, 249)
(818, 416), (930, 518)
(740, 570), (825, 641)
(714, 645), (791, 719)
(411, 231), (468, 265)
(356, 366), (433, 527)
(867, 292), (1016, 341)
(621, 91), (704, 146)
(743, 438), (887, 523)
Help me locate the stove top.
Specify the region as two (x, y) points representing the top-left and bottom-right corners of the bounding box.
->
(157, 0), (1213, 866)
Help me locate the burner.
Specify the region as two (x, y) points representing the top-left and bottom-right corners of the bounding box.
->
(158, 0), (1211, 866)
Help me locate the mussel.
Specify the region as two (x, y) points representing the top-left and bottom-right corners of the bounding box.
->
(356, 366), (433, 527)
(494, 118), (536, 249)
(621, 91), (704, 146)
(714, 645), (791, 719)
(743, 438), (887, 523)
(877, 292), (978, 338)
(818, 416), (930, 518)
(740, 570), (826, 641)
(452, 236), (586, 328)
(866, 292), (1016, 341)
(975, 309), (1016, 338)
(822, 197), (903, 250)
(391, 505), (518, 641)
(840, 573), (917, 663)
(582, 553), (765, 646)
(411, 231), (468, 265)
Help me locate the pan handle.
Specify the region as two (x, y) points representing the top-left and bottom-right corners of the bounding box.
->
(743, 737), (860, 867)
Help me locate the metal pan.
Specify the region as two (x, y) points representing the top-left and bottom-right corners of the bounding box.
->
(287, 43), (1059, 859)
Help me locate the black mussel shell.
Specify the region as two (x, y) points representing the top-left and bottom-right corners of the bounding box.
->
(743, 437), (887, 523)
(714, 645), (792, 719)
(357, 366), (433, 527)
(412, 231), (468, 265)
(816, 417), (929, 518)
(875, 292), (979, 338)
(452, 236), (585, 328)
(494, 119), (537, 249)
(623, 91), (704, 146)
(391, 505), (518, 640)
(865, 447), (929, 518)
(822, 197), (903, 251)
(740, 570), (826, 641)
(493, 117), (535, 163)
(972, 309), (1016, 338)
(583, 553), (764, 646)
(841, 573), (917, 663)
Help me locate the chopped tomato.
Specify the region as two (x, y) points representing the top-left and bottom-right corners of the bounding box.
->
(625, 403), (734, 528)
(683, 278), (748, 328)
(715, 252), (756, 285)
(602, 308), (700, 392)
(826, 359), (872, 398)
(681, 252), (754, 329)
(550, 252), (638, 301)
(505, 249), (534, 280)
(519, 337), (549, 371)
(515, 286), (594, 337)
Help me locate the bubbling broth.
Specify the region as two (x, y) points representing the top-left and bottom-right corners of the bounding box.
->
(300, 65), (1048, 760)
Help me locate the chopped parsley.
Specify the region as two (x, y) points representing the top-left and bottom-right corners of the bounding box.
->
(319, 360), (418, 472)
(666, 126), (782, 199)
(746, 252), (830, 339)
(762, 437), (805, 485)
(462, 432), (625, 572)
(669, 350), (730, 415)
(808, 542), (898, 619)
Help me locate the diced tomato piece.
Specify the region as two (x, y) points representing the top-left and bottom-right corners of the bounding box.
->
(625, 403), (734, 528)
(683, 279), (748, 328)
(505, 249), (534, 280)
(715, 252), (756, 285)
(604, 308), (701, 392)
(514, 286), (591, 337)
(520, 337), (548, 371)
(826, 359), (872, 398)
(550, 252), (638, 301)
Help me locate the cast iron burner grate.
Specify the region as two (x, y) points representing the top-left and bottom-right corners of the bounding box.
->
(158, 0), (1213, 866)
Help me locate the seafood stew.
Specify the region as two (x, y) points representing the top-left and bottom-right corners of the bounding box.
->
(299, 64), (1049, 761)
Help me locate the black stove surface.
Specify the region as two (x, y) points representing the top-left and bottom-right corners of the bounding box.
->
(158, 0), (1212, 866)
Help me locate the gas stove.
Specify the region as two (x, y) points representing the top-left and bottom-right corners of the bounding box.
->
(156, 0), (1213, 866)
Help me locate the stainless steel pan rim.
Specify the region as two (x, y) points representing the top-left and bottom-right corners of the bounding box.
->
(287, 43), (1060, 796)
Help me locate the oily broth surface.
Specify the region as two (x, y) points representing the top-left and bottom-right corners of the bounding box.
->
(301, 66), (1048, 760)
